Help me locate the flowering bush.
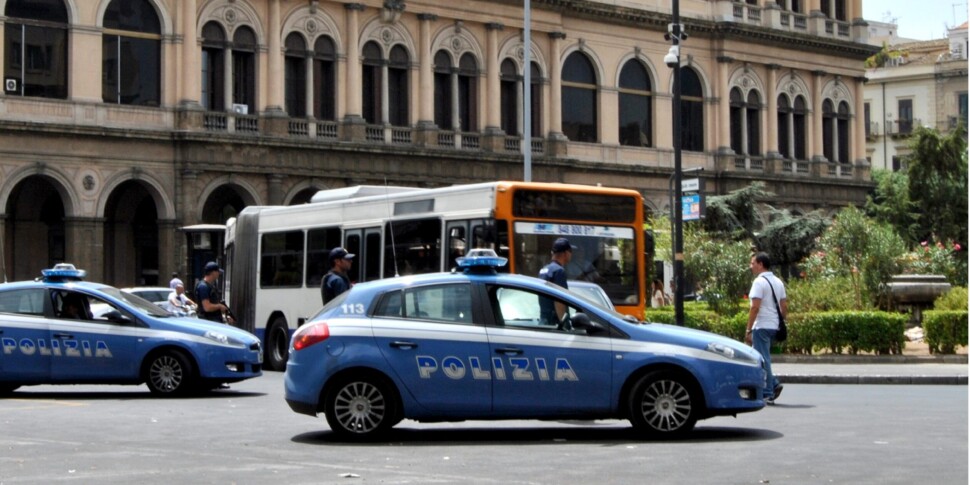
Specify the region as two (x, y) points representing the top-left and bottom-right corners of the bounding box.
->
(899, 240), (967, 285)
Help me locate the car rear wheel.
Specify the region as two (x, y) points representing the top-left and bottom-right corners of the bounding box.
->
(325, 375), (399, 440)
(265, 318), (290, 372)
(146, 350), (195, 396)
(628, 370), (699, 437)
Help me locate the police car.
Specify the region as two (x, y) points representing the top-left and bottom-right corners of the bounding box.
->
(284, 250), (766, 439)
(0, 264), (262, 396)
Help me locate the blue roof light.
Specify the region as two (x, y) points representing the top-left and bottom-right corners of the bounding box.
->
(41, 263), (87, 282)
(456, 249), (508, 272)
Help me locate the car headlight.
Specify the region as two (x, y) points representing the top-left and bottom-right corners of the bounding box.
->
(204, 330), (244, 347)
(706, 342), (760, 365)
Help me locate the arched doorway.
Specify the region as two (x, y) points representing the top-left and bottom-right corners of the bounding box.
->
(288, 187), (320, 205)
(201, 185), (247, 224)
(4, 176), (66, 281)
(104, 181), (159, 287)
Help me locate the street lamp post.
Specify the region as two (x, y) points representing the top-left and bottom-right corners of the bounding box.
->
(665, 0), (687, 326)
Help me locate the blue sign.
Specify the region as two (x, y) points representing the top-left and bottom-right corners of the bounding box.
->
(682, 194), (701, 221)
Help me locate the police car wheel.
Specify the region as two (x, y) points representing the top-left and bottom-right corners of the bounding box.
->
(145, 350), (195, 396)
(325, 375), (399, 439)
(628, 370), (698, 436)
(265, 318), (289, 372)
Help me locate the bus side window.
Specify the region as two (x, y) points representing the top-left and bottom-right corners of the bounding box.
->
(306, 227), (342, 287)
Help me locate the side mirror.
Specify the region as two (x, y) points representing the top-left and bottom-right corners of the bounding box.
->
(102, 310), (132, 324)
(570, 312), (601, 331)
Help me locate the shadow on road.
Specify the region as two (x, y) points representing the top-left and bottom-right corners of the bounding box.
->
(2, 388), (266, 400)
(292, 423), (782, 446)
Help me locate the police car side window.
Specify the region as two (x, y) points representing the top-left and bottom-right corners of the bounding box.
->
(0, 289), (46, 316)
(374, 285), (473, 325)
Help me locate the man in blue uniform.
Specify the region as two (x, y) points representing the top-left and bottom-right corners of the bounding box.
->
(196, 262), (233, 324)
(538, 237), (574, 326)
(321, 247), (355, 305)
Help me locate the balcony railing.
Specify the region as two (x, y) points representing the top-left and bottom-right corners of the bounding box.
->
(503, 137), (545, 154)
(781, 159), (811, 174)
(866, 122), (879, 140)
(886, 119), (920, 137)
(827, 163), (854, 178)
(734, 155), (764, 172)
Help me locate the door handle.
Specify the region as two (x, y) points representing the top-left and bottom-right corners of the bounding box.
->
(54, 333), (74, 339)
(389, 341), (417, 349)
(495, 347), (523, 356)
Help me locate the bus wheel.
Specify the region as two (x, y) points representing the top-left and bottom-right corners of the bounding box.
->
(265, 318), (290, 372)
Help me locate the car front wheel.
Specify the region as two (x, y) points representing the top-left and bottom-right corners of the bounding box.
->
(325, 375), (399, 440)
(628, 370), (699, 437)
(145, 350), (195, 396)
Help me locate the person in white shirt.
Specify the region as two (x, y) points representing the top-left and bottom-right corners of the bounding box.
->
(745, 252), (787, 404)
(167, 280), (197, 316)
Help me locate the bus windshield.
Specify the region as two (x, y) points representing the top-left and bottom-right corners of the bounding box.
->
(512, 222), (638, 307)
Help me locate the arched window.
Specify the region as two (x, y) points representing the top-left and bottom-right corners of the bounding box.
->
(746, 91), (761, 156)
(680, 67), (704, 152)
(361, 42), (382, 124)
(201, 22), (226, 111)
(313, 36), (336, 120)
(793, 95), (807, 160)
(433, 51), (453, 129)
(618, 60), (652, 147)
(837, 101), (851, 164)
(433, 51), (479, 132)
(499, 59), (542, 137)
(284, 33), (307, 117)
(777, 94), (791, 158)
(232, 27), (257, 113)
(362, 42), (410, 127)
(822, 99), (835, 161)
(387, 46), (410, 127)
(561, 52), (597, 143)
(4, 0), (68, 99)
(102, 0), (161, 106)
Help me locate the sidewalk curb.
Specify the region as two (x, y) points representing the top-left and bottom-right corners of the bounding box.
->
(777, 375), (968, 385)
(774, 355), (968, 364)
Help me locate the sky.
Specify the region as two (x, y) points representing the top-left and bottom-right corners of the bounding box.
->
(862, 0), (969, 40)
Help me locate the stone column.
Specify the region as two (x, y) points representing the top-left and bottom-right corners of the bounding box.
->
(158, 219), (179, 283)
(853, 76), (870, 180)
(716, 56), (734, 155)
(546, 31), (568, 156)
(265, 0), (284, 114)
(224, 45), (233, 111)
(180, 0), (201, 108)
(812, 70), (826, 162)
(66, 217), (106, 283)
(765, 64), (782, 166)
(342, 3), (366, 140)
(415, 13), (437, 145)
(482, 22), (504, 151)
(305, 52), (314, 118)
(267, 174), (284, 205)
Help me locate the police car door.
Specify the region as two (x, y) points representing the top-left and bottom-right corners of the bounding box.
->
(485, 284), (612, 414)
(371, 283), (492, 414)
(0, 288), (52, 382)
(49, 291), (138, 381)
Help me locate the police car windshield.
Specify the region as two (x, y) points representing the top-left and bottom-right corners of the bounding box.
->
(99, 287), (171, 317)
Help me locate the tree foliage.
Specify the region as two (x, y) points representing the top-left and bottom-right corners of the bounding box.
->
(754, 209), (829, 276)
(700, 182), (767, 240)
(683, 228), (751, 315)
(906, 125), (968, 248)
(865, 169), (918, 245)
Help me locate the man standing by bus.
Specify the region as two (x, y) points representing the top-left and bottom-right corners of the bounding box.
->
(197, 262), (234, 324)
(538, 237), (574, 326)
(321, 247), (355, 305)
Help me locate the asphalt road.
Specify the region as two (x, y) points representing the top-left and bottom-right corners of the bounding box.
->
(1, 372), (966, 484)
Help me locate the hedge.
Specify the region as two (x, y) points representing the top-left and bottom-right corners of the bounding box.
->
(644, 308), (908, 355)
(923, 310), (969, 354)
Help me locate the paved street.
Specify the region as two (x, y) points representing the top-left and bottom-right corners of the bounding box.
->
(1, 371), (966, 484)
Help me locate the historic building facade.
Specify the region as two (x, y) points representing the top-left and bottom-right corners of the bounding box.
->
(0, 0), (875, 286)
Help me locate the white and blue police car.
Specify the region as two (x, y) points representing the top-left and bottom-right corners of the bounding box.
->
(284, 250), (766, 439)
(0, 264), (262, 396)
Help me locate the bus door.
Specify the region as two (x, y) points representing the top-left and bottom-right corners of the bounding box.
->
(344, 228), (382, 284)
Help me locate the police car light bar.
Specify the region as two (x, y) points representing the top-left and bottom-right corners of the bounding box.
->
(456, 249), (508, 272)
(41, 263), (87, 282)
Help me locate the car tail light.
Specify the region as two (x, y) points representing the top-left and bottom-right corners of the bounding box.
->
(293, 323), (330, 351)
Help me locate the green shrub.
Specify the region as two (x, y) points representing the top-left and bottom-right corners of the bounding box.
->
(786, 276), (868, 313)
(709, 312), (748, 342)
(934, 287), (968, 311)
(643, 308), (720, 332)
(793, 311), (906, 355)
(923, 310), (969, 354)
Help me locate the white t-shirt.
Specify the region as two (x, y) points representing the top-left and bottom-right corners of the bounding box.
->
(748, 271), (786, 330)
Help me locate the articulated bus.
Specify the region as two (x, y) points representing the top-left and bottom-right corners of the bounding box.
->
(224, 181), (646, 370)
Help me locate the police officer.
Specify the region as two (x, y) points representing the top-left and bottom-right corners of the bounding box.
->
(321, 247), (355, 305)
(196, 262), (233, 324)
(538, 237), (574, 326)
